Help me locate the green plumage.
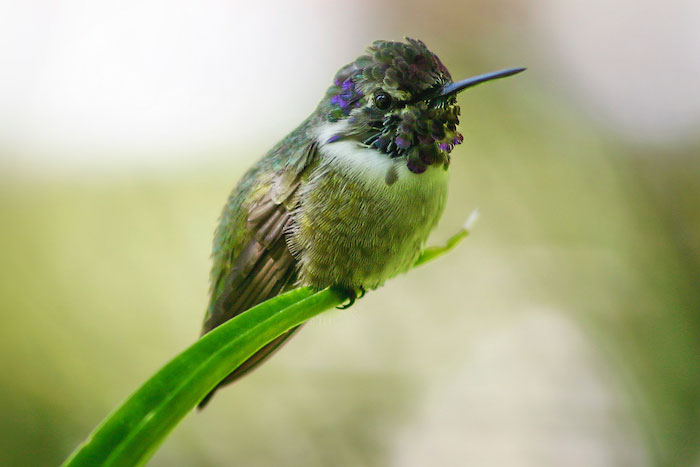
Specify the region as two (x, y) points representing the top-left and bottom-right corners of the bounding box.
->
(199, 38), (523, 407)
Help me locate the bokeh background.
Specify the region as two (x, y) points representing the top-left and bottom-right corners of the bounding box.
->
(1, 0), (699, 465)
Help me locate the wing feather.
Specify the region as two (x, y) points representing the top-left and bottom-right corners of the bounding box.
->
(198, 143), (317, 408)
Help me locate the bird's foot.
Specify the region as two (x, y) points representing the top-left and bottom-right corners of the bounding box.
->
(335, 286), (366, 309)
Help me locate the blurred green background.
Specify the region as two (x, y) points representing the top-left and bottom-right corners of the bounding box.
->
(1, 0), (698, 465)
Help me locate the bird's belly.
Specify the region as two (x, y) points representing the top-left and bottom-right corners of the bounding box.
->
(291, 145), (449, 289)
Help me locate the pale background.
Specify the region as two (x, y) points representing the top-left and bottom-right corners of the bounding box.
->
(1, 0), (698, 465)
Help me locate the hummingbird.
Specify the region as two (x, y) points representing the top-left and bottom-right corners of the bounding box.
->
(199, 38), (524, 407)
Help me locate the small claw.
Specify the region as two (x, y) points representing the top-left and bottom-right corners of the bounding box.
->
(337, 288), (356, 309)
(336, 286), (366, 309)
(336, 286), (367, 310)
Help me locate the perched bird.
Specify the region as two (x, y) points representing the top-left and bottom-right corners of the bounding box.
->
(199, 38), (524, 407)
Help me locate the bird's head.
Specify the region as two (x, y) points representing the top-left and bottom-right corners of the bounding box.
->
(319, 38), (524, 174)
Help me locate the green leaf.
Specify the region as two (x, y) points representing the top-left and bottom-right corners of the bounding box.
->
(62, 225), (469, 466)
(63, 286), (346, 466)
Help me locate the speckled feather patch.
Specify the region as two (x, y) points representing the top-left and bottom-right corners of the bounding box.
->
(325, 38), (464, 174)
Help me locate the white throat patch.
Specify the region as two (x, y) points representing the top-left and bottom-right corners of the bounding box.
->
(315, 120), (447, 188)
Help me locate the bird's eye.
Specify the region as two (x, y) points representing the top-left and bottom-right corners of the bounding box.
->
(374, 92), (393, 111)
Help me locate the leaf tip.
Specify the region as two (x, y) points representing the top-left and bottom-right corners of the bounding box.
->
(463, 208), (480, 233)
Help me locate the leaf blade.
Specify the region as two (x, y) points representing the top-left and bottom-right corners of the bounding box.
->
(63, 286), (345, 467)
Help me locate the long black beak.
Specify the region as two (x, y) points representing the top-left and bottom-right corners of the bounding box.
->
(438, 67), (526, 97)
